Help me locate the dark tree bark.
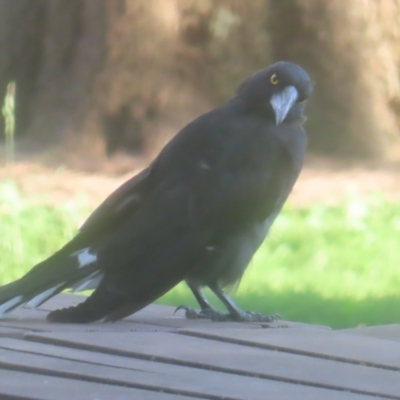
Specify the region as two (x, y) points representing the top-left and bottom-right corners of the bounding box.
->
(1, 0), (399, 159)
(0, 0), (272, 157)
(267, 0), (400, 159)
(0, 0), (106, 148)
(0, 0), (47, 138)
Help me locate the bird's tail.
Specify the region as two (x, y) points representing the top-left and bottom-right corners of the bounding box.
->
(0, 247), (101, 317)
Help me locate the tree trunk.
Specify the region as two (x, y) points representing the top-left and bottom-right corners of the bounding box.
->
(1, 0), (400, 160)
(0, 0), (47, 139)
(0, 0), (106, 149)
(90, 0), (272, 157)
(268, 0), (400, 159)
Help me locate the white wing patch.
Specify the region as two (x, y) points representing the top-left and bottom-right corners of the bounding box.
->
(70, 272), (103, 293)
(0, 295), (24, 316)
(26, 283), (65, 309)
(71, 248), (97, 268)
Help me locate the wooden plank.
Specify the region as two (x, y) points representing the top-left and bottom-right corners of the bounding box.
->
(343, 324), (400, 342)
(0, 369), (196, 400)
(126, 313), (331, 330)
(1, 307), (262, 333)
(36, 292), (86, 311)
(23, 331), (400, 398)
(125, 316), (264, 329)
(0, 307), (173, 333)
(38, 294), (175, 319)
(0, 325), (26, 338)
(38, 293), (331, 330)
(0, 338), (371, 400)
(38, 294), (263, 329)
(0, 293), (328, 332)
(0, 318), (172, 333)
(1, 293), (327, 332)
(180, 327), (400, 370)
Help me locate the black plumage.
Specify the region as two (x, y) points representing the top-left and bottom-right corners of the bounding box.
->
(0, 61), (313, 323)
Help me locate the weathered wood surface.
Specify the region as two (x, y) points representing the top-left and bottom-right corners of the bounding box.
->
(0, 293), (399, 400)
(343, 324), (400, 342)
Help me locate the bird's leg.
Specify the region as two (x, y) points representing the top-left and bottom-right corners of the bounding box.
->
(189, 284), (213, 310)
(175, 283), (226, 320)
(208, 284), (281, 323)
(175, 283), (280, 322)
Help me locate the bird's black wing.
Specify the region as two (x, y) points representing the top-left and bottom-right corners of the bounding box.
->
(86, 107), (304, 321)
(77, 167), (151, 242)
(0, 167), (153, 315)
(1, 60), (312, 322)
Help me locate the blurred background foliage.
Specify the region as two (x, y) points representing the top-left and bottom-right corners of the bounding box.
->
(1, 0), (400, 328)
(2, 0), (400, 159)
(1, 180), (400, 328)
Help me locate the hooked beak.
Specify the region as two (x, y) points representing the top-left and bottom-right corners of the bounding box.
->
(270, 86), (298, 125)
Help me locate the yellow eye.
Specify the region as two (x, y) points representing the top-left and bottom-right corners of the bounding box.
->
(270, 74), (279, 85)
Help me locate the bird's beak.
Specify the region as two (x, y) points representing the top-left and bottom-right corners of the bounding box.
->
(270, 86), (298, 125)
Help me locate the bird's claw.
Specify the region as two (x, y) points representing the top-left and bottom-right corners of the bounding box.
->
(174, 305), (281, 323)
(174, 305), (187, 315)
(174, 305), (202, 319)
(234, 311), (281, 323)
(174, 305), (225, 320)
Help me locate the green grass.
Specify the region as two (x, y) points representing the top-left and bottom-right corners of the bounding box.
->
(1, 179), (400, 328)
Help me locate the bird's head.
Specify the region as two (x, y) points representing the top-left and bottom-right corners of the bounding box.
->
(236, 61), (313, 125)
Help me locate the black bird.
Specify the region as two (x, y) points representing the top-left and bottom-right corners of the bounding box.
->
(0, 61), (313, 323)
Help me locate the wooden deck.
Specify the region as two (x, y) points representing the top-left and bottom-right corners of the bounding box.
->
(0, 294), (399, 400)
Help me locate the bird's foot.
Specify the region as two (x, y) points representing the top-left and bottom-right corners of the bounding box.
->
(175, 305), (280, 323)
(199, 309), (281, 322)
(174, 305), (229, 320)
(228, 310), (281, 323)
